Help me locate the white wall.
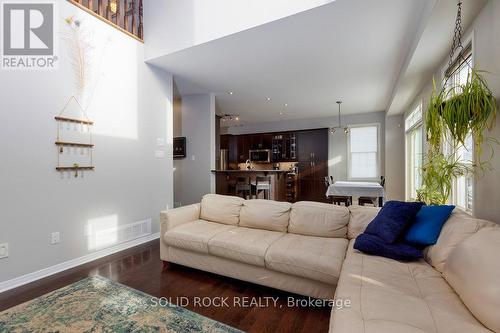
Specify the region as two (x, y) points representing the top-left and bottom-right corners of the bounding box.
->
(384, 115), (406, 201)
(144, 0), (332, 60)
(175, 94), (216, 206)
(405, 0), (500, 223)
(224, 112), (387, 182)
(466, 0), (500, 223)
(173, 90), (183, 207)
(0, 2), (174, 282)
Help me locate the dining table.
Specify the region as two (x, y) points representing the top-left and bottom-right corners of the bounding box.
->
(325, 181), (385, 206)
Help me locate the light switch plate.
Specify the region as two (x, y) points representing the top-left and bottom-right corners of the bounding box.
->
(0, 243), (8, 259)
(156, 138), (165, 147)
(51, 232), (60, 245)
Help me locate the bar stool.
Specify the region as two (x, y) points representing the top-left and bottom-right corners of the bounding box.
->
(235, 177), (251, 199)
(255, 176), (271, 200)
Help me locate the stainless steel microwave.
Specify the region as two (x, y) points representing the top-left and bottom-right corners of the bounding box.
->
(249, 149), (271, 162)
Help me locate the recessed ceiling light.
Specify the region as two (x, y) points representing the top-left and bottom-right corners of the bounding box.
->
(228, 91), (234, 95)
(266, 97), (271, 101)
(284, 103), (288, 107)
(279, 112), (284, 116)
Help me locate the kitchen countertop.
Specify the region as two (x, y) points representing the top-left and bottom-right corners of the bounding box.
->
(211, 169), (290, 173)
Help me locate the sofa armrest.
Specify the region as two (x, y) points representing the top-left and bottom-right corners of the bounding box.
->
(159, 203), (200, 262)
(160, 203), (201, 233)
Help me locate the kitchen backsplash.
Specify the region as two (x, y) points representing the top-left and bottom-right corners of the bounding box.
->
(237, 162), (297, 171)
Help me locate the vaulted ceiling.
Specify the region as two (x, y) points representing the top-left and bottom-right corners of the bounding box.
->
(147, 0), (487, 124)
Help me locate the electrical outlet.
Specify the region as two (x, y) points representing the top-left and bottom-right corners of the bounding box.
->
(51, 232), (60, 245)
(0, 243), (8, 259)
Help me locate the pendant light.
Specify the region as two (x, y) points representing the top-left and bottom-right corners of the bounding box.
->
(329, 101), (349, 134)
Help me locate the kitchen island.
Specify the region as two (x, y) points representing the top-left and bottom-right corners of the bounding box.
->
(211, 170), (289, 202)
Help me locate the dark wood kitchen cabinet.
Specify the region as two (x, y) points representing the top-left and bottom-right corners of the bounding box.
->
(237, 136), (250, 162)
(220, 129), (329, 203)
(248, 134), (272, 150)
(297, 129), (329, 203)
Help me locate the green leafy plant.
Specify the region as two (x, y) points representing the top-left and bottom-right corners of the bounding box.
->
(418, 68), (497, 205)
(417, 150), (472, 205)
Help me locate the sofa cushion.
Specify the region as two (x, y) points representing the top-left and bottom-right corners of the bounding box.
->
(348, 205), (380, 239)
(200, 194), (244, 225)
(289, 201), (349, 238)
(424, 213), (496, 272)
(354, 233), (423, 261)
(444, 227), (500, 333)
(364, 200), (424, 243)
(404, 205), (455, 246)
(164, 219), (236, 254)
(239, 199), (291, 232)
(329, 240), (492, 333)
(265, 234), (348, 285)
(208, 227), (284, 267)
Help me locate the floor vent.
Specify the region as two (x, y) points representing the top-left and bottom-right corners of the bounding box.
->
(89, 218), (152, 251)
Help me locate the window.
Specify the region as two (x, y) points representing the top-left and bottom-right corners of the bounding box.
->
(348, 125), (379, 180)
(444, 44), (473, 97)
(454, 133), (474, 212)
(405, 104), (423, 200)
(444, 43), (474, 213)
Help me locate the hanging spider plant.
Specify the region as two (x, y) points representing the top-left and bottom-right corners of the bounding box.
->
(418, 2), (497, 205)
(417, 149), (473, 205)
(419, 68), (497, 205)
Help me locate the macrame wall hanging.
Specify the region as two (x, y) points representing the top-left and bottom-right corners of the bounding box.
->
(55, 96), (94, 178)
(55, 16), (98, 178)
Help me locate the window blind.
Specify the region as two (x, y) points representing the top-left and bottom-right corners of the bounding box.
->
(349, 126), (378, 179)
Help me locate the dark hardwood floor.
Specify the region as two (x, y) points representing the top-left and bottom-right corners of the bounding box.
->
(0, 240), (332, 333)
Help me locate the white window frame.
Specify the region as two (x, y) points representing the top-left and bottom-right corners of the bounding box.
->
(440, 34), (475, 214)
(451, 133), (474, 213)
(405, 102), (423, 201)
(347, 123), (381, 181)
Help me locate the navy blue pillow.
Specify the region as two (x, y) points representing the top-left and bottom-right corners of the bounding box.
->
(404, 205), (455, 246)
(364, 201), (424, 243)
(354, 233), (423, 261)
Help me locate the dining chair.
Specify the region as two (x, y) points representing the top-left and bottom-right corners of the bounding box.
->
(325, 176), (351, 206)
(358, 176), (385, 207)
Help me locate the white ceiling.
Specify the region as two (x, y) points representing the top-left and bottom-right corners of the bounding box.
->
(387, 0), (488, 115)
(147, 0), (438, 124)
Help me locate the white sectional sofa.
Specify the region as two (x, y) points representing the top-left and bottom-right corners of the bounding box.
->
(160, 194), (500, 333)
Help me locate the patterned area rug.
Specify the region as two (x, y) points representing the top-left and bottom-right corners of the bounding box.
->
(0, 275), (243, 333)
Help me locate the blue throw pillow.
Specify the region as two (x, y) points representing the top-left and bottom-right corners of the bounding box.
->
(404, 205), (455, 246)
(354, 233), (423, 261)
(364, 201), (424, 244)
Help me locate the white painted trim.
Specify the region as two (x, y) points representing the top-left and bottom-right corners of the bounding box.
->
(0, 233), (160, 293)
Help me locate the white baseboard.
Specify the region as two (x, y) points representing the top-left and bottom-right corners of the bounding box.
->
(0, 232), (160, 294)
